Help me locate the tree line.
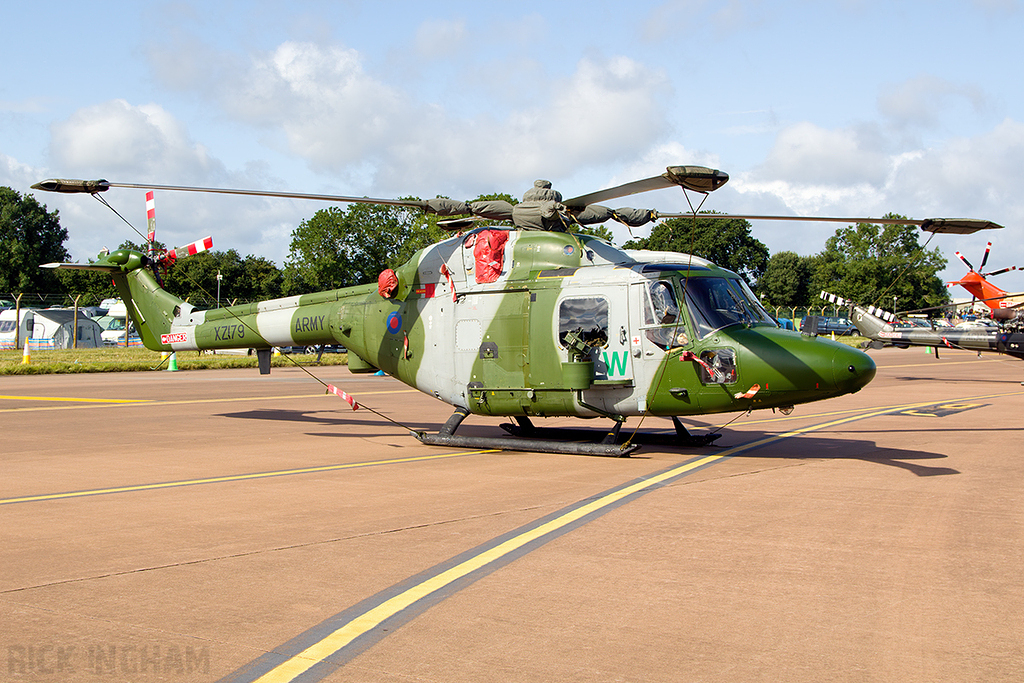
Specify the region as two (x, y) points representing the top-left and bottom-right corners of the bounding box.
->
(1, 185), (947, 313)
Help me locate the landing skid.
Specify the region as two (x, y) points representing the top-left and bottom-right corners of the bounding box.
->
(413, 410), (720, 457)
(413, 408), (639, 457)
(500, 415), (722, 448)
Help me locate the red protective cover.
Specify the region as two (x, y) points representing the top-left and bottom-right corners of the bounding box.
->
(377, 269), (399, 298)
(473, 230), (509, 283)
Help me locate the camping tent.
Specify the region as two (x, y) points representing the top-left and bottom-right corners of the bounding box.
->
(26, 309), (104, 350)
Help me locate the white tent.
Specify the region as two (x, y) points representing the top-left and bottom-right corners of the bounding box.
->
(26, 309), (104, 350)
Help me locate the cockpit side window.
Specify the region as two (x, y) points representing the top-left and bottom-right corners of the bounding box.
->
(646, 281), (678, 325)
(643, 280), (690, 350)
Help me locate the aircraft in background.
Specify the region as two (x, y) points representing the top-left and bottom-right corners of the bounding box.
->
(949, 242), (1024, 320)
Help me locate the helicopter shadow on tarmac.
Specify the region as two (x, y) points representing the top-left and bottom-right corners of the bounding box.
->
(216, 408), (958, 477)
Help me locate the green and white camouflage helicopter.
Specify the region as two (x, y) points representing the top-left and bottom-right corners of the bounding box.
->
(33, 167), (1000, 456)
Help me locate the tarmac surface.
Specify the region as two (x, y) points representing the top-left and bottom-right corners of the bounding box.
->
(2, 346), (1022, 682)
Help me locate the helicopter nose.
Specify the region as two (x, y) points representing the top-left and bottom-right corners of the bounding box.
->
(833, 344), (876, 393)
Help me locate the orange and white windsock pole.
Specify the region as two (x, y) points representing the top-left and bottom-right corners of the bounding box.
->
(145, 191), (156, 256)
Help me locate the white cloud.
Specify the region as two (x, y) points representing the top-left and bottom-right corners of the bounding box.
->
(49, 99), (220, 180)
(413, 18), (467, 59)
(725, 117), (1024, 282)
(201, 42), (670, 196)
(749, 121), (891, 188)
(878, 75), (987, 129)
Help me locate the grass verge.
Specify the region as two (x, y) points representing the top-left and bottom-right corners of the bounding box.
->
(0, 348), (348, 375)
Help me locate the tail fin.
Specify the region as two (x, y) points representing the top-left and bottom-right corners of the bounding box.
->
(820, 291), (896, 339)
(45, 248), (187, 351)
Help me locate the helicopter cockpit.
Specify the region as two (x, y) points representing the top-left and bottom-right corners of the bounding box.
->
(684, 277), (777, 338)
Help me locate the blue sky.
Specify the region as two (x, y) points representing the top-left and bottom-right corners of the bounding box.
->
(3, 0), (1023, 295)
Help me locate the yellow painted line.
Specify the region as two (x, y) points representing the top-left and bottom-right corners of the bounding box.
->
(247, 400), (934, 683)
(880, 358), (1002, 369)
(0, 394), (148, 404)
(0, 449), (498, 506)
(0, 389), (418, 413)
(713, 388), (1024, 429)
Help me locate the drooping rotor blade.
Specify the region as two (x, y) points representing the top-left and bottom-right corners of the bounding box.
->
(955, 250), (976, 271)
(32, 178), (431, 210)
(655, 213), (1004, 235)
(563, 166), (730, 209)
(437, 217), (479, 231)
(39, 262), (119, 272)
(979, 241), (992, 271)
(31, 178), (111, 194)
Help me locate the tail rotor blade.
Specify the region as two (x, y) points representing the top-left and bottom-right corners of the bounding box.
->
(166, 236), (214, 262)
(145, 191), (156, 258)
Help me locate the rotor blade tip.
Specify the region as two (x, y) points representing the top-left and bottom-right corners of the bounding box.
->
(31, 178), (110, 194)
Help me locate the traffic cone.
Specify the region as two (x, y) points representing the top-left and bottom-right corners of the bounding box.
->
(167, 352), (178, 372)
(21, 341), (31, 365)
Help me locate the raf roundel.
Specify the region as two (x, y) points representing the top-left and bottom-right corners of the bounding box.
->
(386, 311), (403, 334)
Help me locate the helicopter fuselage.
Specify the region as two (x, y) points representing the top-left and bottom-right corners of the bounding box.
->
(108, 227), (875, 421)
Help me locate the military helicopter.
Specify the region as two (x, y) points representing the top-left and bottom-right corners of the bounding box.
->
(825, 291), (1024, 363)
(32, 166), (1000, 456)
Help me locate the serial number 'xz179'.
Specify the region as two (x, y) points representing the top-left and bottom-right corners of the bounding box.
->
(214, 324), (245, 341)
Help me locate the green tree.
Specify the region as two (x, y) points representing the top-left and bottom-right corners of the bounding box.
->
(282, 202), (443, 294)
(0, 187), (69, 294)
(810, 215), (948, 311)
(54, 269), (119, 305)
(622, 212), (769, 285)
(162, 249), (282, 306)
(759, 251), (813, 308)
(574, 223), (614, 242)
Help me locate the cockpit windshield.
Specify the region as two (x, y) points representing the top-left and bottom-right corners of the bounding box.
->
(684, 277), (777, 338)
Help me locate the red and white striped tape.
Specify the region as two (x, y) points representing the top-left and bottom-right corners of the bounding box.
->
(326, 384), (358, 410)
(440, 263), (458, 302)
(733, 384), (761, 400)
(679, 350), (714, 376)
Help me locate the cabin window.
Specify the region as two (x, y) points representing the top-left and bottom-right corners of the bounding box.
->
(558, 297), (609, 348)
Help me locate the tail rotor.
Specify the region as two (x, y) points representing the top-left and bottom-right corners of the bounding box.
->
(142, 191), (213, 280)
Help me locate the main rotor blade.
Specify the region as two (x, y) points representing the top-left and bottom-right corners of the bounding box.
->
(32, 179), (429, 210)
(39, 262), (119, 272)
(563, 166), (729, 209)
(656, 213), (1004, 234)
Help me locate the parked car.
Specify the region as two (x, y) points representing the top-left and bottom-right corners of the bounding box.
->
(801, 316), (857, 335)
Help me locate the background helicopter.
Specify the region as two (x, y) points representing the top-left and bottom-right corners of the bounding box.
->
(948, 241), (1024, 320)
(826, 291), (1024, 364)
(33, 166), (1000, 456)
